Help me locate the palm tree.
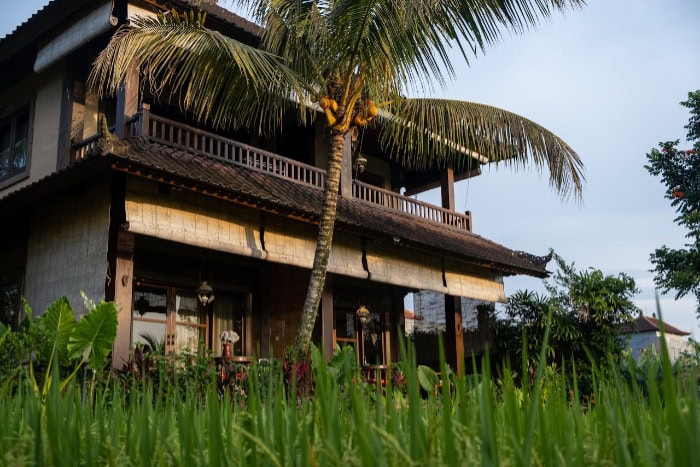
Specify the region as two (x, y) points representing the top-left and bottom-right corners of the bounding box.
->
(91, 0), (586, 358)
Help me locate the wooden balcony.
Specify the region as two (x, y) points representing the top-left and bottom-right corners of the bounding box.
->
(72, 104), (472, 232)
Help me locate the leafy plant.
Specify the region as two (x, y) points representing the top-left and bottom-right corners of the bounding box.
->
(24, 294), (118, 398)
(0, 322), (29, 394)
(495, 252), (639, 392)
(138, 332), (165, 355)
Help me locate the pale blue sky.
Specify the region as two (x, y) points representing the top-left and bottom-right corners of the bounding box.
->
(2, 1), (700, 335)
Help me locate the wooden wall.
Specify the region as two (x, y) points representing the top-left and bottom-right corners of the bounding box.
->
(124, 178), (506, 302)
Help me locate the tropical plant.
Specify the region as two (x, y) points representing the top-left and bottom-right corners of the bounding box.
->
(23, 294), (118, 399)
(495, 253), (639, 391)
(645, 90), (700, 316)
(90, 0), (586, 358)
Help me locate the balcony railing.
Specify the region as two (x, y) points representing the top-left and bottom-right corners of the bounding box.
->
(353, 180), (472, 231)
(71, 104), (472, 232)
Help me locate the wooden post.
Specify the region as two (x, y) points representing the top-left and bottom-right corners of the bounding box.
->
(112, 229), (134, 370)
(444, 296), (464, 376)
(388, 289), (405, 363)
(139, 103), (150, 138)
(114, 60), (139, 138)
(440, 163), (464, 376)
(440, 163), (456, 210)
(340, 133), (353, 198)
(321, 276), (334, 360)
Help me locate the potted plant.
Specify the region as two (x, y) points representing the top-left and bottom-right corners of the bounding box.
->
(220, 330), (239, 357)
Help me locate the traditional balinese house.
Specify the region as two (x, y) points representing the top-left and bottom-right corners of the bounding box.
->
(0, 0), (550, 372)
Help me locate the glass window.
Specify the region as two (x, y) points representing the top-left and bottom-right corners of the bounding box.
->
(0, 280), (20, 328)
(212, 294), (246, 356)
(131, 282), (253, 357)
(0, 107), (30, 184)
(175, 291), (206, 354)
(132, 285), (167, 354)
(334, 309), (358, 363)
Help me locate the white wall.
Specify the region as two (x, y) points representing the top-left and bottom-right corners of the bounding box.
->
(627, 331), (691, 363)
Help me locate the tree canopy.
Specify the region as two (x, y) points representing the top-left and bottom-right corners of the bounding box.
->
(645, 90), (700, 316)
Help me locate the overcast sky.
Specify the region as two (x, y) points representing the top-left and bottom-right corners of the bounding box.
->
(2, 1), (700, 336)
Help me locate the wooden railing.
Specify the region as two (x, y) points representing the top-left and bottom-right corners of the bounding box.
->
(71, 133), (101, 161)
(130, 104), (326, 189)
(353, 180), (472, 231)
(71, 104), (472, 232)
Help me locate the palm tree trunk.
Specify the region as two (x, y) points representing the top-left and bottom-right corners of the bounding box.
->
(294, 130), (346, 358)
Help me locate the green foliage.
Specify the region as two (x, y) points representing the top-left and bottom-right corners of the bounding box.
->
(645, 90), (700, 315)
(0, 322), (29, 391)
(66, 300), (118, 370)
(496, 252), (639, 391)
(39, 297), (77, 369)
(20, 295), (118, 398)
(1, 339), (699, 465)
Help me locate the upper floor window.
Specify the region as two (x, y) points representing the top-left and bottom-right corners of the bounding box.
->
(0, 106), (30, 185)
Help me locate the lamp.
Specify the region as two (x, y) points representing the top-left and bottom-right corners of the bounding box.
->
(356, 305), (370, 325)
(353, 156), (367, 175)
(197, 281), (215, 306)
(135, 294), (149, 316)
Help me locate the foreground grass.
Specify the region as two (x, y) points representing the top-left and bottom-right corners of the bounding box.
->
(1, 349), (698, 466)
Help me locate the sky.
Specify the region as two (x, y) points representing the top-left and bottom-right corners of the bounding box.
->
(2, 1), (700, 336)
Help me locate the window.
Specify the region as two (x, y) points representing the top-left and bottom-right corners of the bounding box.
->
(0, 280), (21, 328)
(0, 107), (30, 184)
(131, 281), (247, 356)
(333, 307), (386, 366)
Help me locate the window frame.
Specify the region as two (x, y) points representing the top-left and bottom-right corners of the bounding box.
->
(131, 279), (250, 356)
(0, 102), (33, 190)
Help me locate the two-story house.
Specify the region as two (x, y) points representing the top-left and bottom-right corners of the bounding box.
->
(0, 0), (550, 371)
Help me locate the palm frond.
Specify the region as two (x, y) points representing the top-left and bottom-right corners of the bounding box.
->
(89, 11), (309, 133)
(379, 98), (585, 200)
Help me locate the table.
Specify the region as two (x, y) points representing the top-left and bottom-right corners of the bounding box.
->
(215, 356), (255, 383)
(362, 364), (390, 385)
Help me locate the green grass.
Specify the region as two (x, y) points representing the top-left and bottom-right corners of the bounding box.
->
(0, 346), (698, 466)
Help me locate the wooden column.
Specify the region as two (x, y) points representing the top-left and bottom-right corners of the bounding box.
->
(115, 60), (139, 138)
(388, 289), (405, 363)
(111, 229), (134, 369)
(340, 133), (353, 198)
(441, 163), (464, 376)
(444, 296), (464, 376)
(320, 276), (335, 360)
(440, 164), (456, 210)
